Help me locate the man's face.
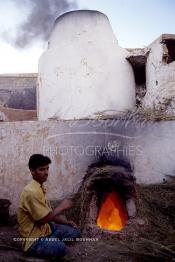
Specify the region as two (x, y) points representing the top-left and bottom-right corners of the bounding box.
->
(31, 164), (50, 184)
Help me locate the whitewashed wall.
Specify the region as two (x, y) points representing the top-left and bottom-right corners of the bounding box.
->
(1, 119), (175, 213)
(142, 36), (175, 113)
(134, 121), (175, 183)
(38, 10), (135, 120)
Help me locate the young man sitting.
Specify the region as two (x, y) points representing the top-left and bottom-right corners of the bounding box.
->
(17, 154), (81, 259)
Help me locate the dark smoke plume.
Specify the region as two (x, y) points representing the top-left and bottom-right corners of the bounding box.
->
(7, 0), (77, 48)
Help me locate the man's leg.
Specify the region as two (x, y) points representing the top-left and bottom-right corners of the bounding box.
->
(50, 222), (81, 240)
(26, 230), (67, 258)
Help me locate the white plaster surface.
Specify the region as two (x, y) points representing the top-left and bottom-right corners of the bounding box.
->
(142, 36), (175, 113)
(38, 10), (135, 120)
(134, 121), (175, 184)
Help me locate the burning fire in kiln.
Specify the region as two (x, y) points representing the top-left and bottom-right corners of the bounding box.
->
(97, 191), (128, 231)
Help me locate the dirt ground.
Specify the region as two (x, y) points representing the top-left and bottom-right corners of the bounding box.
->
(0, 217), (174, 262)
(0, 223), (165, 262)
(0, 182), (175, 262)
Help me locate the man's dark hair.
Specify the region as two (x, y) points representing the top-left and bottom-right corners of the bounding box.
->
(28, 154), (51, 170)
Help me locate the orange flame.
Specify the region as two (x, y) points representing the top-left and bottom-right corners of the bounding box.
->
(97, 191), (128, 231)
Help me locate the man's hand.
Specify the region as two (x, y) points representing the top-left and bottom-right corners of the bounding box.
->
(53, 215), (77, 228)
(58, 199), (73, 211)
(67, 220), (78, 228)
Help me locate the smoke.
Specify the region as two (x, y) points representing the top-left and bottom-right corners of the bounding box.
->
(3, 0), (77, 48)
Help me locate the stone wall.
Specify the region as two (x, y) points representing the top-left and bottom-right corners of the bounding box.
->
(0, 119), (175, 213)
(0, 74), (37, 110)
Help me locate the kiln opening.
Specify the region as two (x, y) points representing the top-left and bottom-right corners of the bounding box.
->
(80, 160), (137, 232)
(97, 191), (128, 231)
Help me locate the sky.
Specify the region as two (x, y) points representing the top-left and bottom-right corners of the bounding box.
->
(0, 0), (174, 74)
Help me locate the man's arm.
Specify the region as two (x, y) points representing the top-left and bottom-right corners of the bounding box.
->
(37, 199), (73, 224)
(53, 214), (77, 228)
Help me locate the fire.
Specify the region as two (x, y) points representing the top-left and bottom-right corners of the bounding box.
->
(97, 191), (128, 231)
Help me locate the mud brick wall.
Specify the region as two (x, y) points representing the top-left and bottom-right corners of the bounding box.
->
(0, 74), (37, 110)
